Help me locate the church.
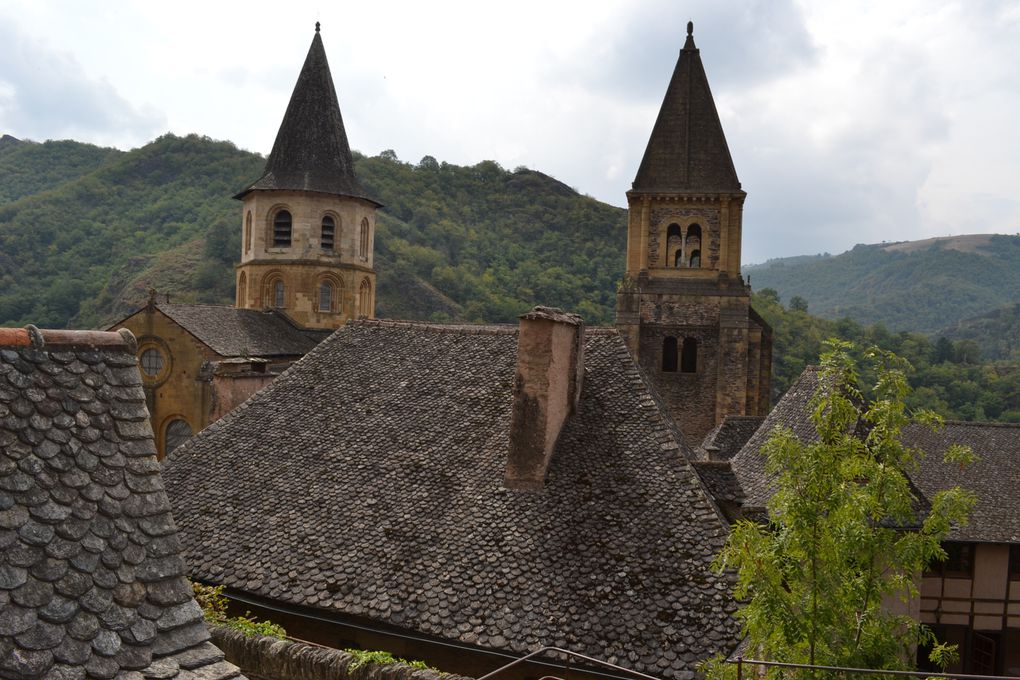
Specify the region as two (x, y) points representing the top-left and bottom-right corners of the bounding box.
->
(113, 19), (1018, 680)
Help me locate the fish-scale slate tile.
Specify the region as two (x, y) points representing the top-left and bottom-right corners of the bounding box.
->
(730, 365), (1020, 543)
(164, 320), (742, 678)
(0, 327), (245, 680)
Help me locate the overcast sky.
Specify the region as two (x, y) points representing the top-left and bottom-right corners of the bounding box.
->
(1, 0), (1018, 263)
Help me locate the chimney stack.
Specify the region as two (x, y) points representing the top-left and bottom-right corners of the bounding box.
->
(505, 306), (585, 490)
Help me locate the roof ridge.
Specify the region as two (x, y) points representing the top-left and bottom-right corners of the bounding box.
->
(938, 420), (1020, 429)
(352, 318), (518, 335)
(0, 325), (136, 352)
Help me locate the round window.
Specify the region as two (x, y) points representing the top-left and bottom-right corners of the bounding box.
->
(140, 348), (165, 377)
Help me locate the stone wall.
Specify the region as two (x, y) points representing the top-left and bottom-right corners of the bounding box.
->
(210, 627), (473, 680)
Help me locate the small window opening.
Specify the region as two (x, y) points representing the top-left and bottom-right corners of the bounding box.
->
(273, 210), (292, 247)
(165, 419), (193, 454)
(662, 337), (678, 372)
(244, 211), (252, 253)
(273, 280), (285, 308)
(689, 249), (701, 268)
(358, 279), (371, 317)
(681, 337), (698, 373)
(666, 223), (682, 268)
(237, 272), (247, 307)
(319, 281), (334, 312)
(321, 216), (335, 250)
(359, 218), (370, 259)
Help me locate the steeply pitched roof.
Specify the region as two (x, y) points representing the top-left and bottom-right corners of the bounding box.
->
(235, 26), (377, 204)
(155, 303), (328, 358)
(0, 326), (244, 680)
(730, 366), (821, 509)
(902, 421), (1020, 543)
(632, 22), (741, 194)
(163, 320), (741, 676)
(730, 366), (1019, 543)
(700, 415), (764, 461)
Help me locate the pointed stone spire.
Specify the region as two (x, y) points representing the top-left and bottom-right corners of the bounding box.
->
(237, 25), (378, 204)
(632, 21), (741, 193)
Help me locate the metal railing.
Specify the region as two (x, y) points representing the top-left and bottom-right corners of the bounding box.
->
(728, 658), (1020, 680)
(477, 646), (663, 680)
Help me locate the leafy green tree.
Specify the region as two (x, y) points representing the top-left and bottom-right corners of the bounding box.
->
(706, 340), (976, 675)
(789, 295), (808, 313)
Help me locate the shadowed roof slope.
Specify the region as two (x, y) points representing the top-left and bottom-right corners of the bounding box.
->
(903, 421), (1020, 543)
(0, 326), (244, 680)
(235, 26), (377, 204)
(632, 22), (741, 194)
(155, 303), (328, 358)
(163, 320), (741, 676)
(700, 415), (764, 461)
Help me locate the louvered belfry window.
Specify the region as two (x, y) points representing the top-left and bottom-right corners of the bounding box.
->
(321, 216), (335, 250)
(273, 210), (292, 247)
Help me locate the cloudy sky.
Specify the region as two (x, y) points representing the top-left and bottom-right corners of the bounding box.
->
(1, 0), (1018, 263)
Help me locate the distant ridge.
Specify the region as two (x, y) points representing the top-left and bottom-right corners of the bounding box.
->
(745, 234), (1020, 335)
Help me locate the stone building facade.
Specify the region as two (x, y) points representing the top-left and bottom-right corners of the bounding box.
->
(616, 21), (771, 442)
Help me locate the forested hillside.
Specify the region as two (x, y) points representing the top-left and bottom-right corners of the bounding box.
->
(0, 134), (626, 329)
(745, 235), (1020, 334)
(4, 133), (1020, 421)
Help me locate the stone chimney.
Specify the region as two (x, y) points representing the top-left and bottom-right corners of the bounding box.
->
(505, 306), (585, 490)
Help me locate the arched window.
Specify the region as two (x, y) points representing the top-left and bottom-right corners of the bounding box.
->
(273, 210), (292, 247)
(359, 218), (370, 259)
(321, 215), (335, 250)
(274, 280), (285, 308)
(681, 337), (698, 373)
(662, 337), (678, 372)
(358, 279), (371, 317)
(319, 281), (334, 312)
(165, 419), (193, 455)
(686, 224), (702, 268)
(666, 223), (682, 268)
(237, 272), (247, 306)
(244, 211), (252, 253)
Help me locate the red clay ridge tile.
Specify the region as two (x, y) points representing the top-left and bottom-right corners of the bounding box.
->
(0, 326), (136, 352)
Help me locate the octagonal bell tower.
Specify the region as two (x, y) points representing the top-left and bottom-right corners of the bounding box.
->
(235, 23), (381, 330)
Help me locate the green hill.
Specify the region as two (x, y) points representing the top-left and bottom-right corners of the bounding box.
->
(940, 302), (1020, 362)
(744, 235), (1020, 334)
(0, 134), (625, 329)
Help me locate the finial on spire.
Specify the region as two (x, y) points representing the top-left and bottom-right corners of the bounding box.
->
(315, 21), (321, 33)
(687, 20), (693, 36)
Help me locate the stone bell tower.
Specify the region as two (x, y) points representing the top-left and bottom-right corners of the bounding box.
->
(616, 21), (771, 442)
(234, 23), (380, 330)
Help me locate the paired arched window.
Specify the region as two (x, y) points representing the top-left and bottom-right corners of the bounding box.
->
(244, 211), (252, 253)
(237, 272), (247, 307)
(662, 336), (698, 373)
(321, 215), (336, 250)
(359, 218), (370, 259)
(319, 281), (335, 312)
(666, 223), (682, 269)
(273, 210), (292, 247)
(662, 337), (678, 372)
(358, 279), (372, 317)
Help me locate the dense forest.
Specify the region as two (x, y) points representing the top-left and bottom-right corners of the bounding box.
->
(3, 133), (1020, 422)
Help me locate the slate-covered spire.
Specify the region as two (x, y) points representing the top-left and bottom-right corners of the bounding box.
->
(237, 25), (378, 204)
(632, 21), (741, 193)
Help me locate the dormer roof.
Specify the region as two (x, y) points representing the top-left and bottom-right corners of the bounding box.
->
(632, 22), (742, 194)
(236, 25), (379, 205)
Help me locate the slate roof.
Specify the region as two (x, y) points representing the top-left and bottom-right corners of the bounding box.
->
(699, 415), (764, 461)
(902, 421), (1020, 544)
(730, 366), (1018, 543)
(631, 22), (742, 194)
(155, 304), (328, 358)
(163, 320), (741, 678)
(235, 26), (377, 205)
(0, 326), (245, 680)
